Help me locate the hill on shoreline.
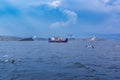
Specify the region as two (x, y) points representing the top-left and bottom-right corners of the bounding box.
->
(0, 34), (119, 41)
(0, 36), (22, 41)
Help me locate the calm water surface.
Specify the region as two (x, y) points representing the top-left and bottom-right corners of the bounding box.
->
(0, 41), (120, 80)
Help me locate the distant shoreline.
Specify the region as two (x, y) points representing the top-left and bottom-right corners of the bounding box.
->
(0, 35), (120, 41)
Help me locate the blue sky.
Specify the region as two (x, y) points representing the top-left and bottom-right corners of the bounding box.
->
(0, 0), (120, 37)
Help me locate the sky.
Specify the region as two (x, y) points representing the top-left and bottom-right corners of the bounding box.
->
(0, 0), (120, 37)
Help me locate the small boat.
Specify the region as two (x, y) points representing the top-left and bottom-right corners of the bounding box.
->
(48, 37), (68, 43)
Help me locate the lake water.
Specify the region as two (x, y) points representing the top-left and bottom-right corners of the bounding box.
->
(0, 41), (120, 80)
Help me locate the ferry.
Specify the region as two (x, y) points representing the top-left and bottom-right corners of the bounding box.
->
(48, 37), (68, 43)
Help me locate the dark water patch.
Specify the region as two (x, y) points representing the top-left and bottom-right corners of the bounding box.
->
(64, 62), (97, 74)
(35, 58), (44, 63)
(113, 77), (120, 80)
(112, 57), (120, 61)
(85, 75), (95, 77)
(64, 62), (86, 68)
(107, 65), (120, 70)
(55, 72), (77, 79)
(98, 57), (111, 60)
(86, 64), (103, 67)
(84, 75), (104, 80)
(9, 72), (46, 80)
(96, 73), (106, 76)
(9, 72), (81, 80)
(106, 65), (120, 73)
(55, 73), (85, 80)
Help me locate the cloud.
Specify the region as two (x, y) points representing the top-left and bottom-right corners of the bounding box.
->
(101, 0), (119, 5)
(102, 0), (110, 4)
(48, 0), (78, 28)
(2, 0), (119, 13)
(58, 0), (120, 13)
(50, 9), (77, 28)
(63, 9), (77, 24)
(7, 0), (61, 9)
(0, 0), (120, 36)
(49, 0), (61, 8)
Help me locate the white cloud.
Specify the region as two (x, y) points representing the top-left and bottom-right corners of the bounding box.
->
(7, 0), (61, 9)
(50, 0), (61, 8)
(50, 9), (77, 28)
(59, 0), (120, 13)
(64, 10), (78, 24)
(2, 0), (120, 13)
(102, 0), (110, 4)
(47, 0), (78, 28)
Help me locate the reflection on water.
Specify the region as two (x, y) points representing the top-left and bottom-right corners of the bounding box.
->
(0, 41), (120, 80)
